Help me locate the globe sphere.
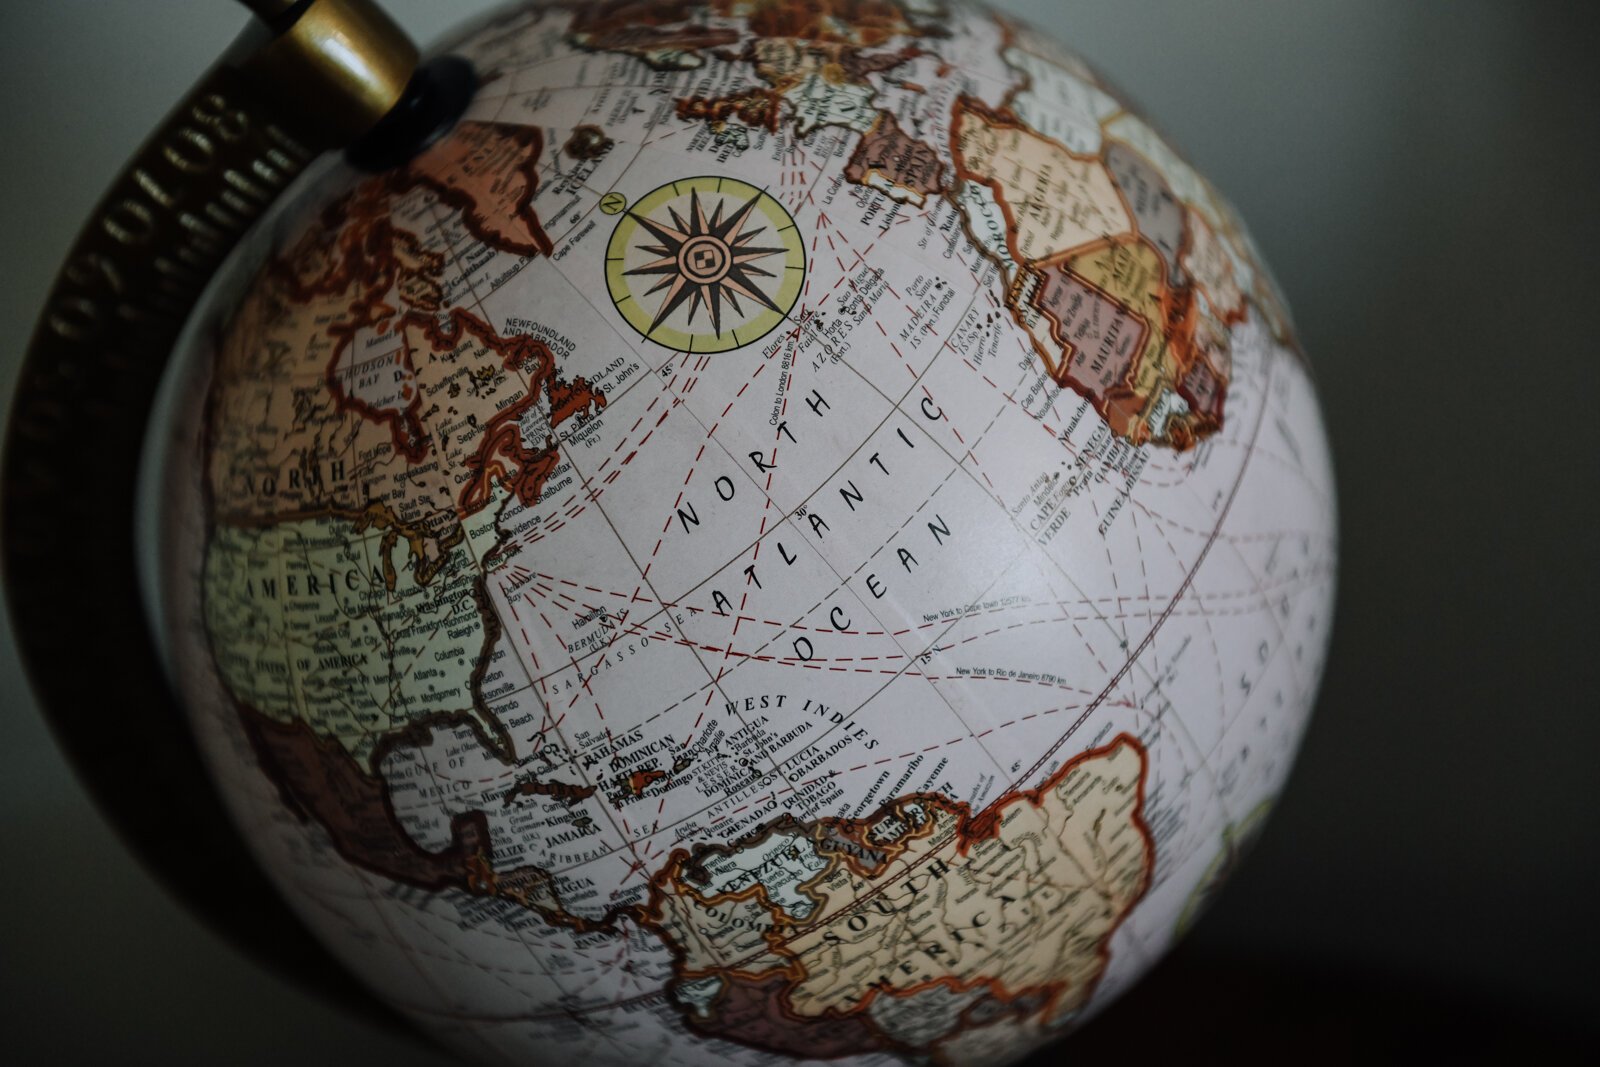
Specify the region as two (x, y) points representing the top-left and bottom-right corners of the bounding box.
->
(153, 2), (1337, 1064)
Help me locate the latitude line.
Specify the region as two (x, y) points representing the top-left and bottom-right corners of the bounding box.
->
(393, 288), (1282, 1027)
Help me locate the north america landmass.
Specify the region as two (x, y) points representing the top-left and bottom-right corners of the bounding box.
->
(195, 1), (1299, 1061)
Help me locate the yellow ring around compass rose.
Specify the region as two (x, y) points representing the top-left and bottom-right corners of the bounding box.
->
(605, 176), (805, 353)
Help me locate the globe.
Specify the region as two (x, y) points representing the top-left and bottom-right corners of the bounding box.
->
(145, 2), (1337, 1063)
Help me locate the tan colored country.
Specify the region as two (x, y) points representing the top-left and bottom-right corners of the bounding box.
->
(951, 98), (1133, 266)
(783, 738), (1151, 1022)
(644, 736), (1152, 1037)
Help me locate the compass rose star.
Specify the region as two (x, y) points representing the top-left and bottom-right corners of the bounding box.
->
(623, 189), (789, 338)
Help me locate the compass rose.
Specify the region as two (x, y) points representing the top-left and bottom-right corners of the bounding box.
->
(605, 177), (805, 352)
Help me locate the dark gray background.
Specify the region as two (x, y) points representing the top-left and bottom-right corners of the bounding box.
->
(3, 1), (1596, 1061)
